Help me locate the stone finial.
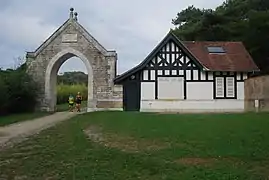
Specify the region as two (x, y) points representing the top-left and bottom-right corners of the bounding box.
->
(74, 12), (78, 21)
(69, 7), (74, 19)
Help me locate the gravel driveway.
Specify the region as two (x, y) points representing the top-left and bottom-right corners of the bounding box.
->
(0, 112), (78, 150)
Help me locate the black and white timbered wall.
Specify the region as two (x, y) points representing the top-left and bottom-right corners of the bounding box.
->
(116, 35), (249, 111)
(139, 39), (248, 101)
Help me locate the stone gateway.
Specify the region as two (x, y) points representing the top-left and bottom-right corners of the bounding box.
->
(26, 8), (122, 112)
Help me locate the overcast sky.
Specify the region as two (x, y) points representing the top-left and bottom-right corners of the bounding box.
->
(0, 0), (224, 74)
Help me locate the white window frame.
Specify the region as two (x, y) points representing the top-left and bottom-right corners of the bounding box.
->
(226, 77), (235, 98)
(215, 77), (224, 98)
(214, 76), (236, 99)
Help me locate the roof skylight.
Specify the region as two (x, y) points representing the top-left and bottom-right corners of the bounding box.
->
(207, 46), (225, 53)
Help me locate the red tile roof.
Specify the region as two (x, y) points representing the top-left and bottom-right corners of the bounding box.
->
(183, 41), (259, 72)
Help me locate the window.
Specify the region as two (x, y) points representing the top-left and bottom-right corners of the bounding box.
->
(226, 77), (235, 97)
(214, 76), (236, 99)
(215, 77), (224, 98)
(207, 46), (225, 53)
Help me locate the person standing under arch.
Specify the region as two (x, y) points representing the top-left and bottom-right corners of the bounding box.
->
(76, 92), (82, 112)
(68, 94), (75, 112)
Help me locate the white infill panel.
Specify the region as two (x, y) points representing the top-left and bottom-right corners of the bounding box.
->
(150, 70), (155, 80)
(193, 70), (198, 80)
(158, 77), (184, 99)
(187, 82), (213, 100)
(201, 71), (206, 80)
(243, 73), (248, 80)
(143, 70), (148, 80)
(141, 82), (155, 100)
(237, 82), (244, 99)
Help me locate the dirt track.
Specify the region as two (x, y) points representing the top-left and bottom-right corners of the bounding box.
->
(0, 112), (78, 150)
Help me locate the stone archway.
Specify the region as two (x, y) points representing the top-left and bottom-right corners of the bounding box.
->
(26, 8), (123, 112)
(45, 48), (94, 111)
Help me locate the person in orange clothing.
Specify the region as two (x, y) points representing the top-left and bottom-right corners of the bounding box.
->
(75, 92), (82, 112)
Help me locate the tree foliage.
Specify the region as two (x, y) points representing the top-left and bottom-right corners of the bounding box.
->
(0, 75), (9, 112)
(57, 83), (87, 104)
(0, 64), (38, 115)
(57, 71), (88, 85)
(172, 0), (269, 75)
(56, 71), (88, 104)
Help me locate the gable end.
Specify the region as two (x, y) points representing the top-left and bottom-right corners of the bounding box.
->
(114, 31), (205, 84)
(27, 18), (116, 58)
(26, 19), (70, 58)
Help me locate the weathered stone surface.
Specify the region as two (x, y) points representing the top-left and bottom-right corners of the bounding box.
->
(245, 75), (269, 111)
(97, 100), (122, 108)
(26, 11), (123, 111)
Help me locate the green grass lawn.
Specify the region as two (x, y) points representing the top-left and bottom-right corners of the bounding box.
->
(56, 101), (87, 112)
(0, 101), (87, 126)
(0, 112), (52, 127)
(1, 111), (269, 179)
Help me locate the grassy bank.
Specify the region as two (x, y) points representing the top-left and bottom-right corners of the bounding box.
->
(1, 112), (269, 179)
(0, 112), (52, 127)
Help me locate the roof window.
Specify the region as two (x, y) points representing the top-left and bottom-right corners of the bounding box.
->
(207, 46), (225, 53)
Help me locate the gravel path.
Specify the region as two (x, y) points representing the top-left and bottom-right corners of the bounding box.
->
(0, 112), (79, 150)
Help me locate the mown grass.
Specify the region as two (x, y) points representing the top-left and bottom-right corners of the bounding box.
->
(56, 101), (87, 112)
(1, 111), (269, 179)
(0, 112), (52, 127)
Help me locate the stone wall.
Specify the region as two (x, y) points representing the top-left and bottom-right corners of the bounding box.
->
(245, 75), (269, 111)
(96, 84), (123, 109)
(113, 84), (123, 99)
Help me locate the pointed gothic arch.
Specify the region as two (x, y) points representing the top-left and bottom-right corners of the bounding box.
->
(45, 48), (94, 111)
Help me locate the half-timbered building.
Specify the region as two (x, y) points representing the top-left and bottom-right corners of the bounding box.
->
(114, 31), (259, 112)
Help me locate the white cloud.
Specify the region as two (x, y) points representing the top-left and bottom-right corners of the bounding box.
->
(0, 15), (56, 48)
(0, 0), (224, 74)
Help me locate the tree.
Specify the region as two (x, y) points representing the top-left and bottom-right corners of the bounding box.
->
(243, 10), (269, 73)
(57, 71), (88, 85)
(0, 63), (38, 115)
(0, 74), (9, 114)
(172, 5), (208, 26)
(172, 0), (269, 75)
(4, 66), (38, 113)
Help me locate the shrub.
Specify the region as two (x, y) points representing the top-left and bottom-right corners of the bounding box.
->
(0, 64), (38, 114)
(57, 83), (88, 104)
(0, 75), (9, 114)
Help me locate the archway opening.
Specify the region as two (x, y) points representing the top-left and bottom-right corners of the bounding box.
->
(45, 49), (94, 112)
(56, 57), (87, 111)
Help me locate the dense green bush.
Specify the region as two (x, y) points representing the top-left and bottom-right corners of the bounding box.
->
(0, 76), (9, 113)
(0, 62), (87, 114)
(0, 65), (38, 115)
(57, 83), (87, 104)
